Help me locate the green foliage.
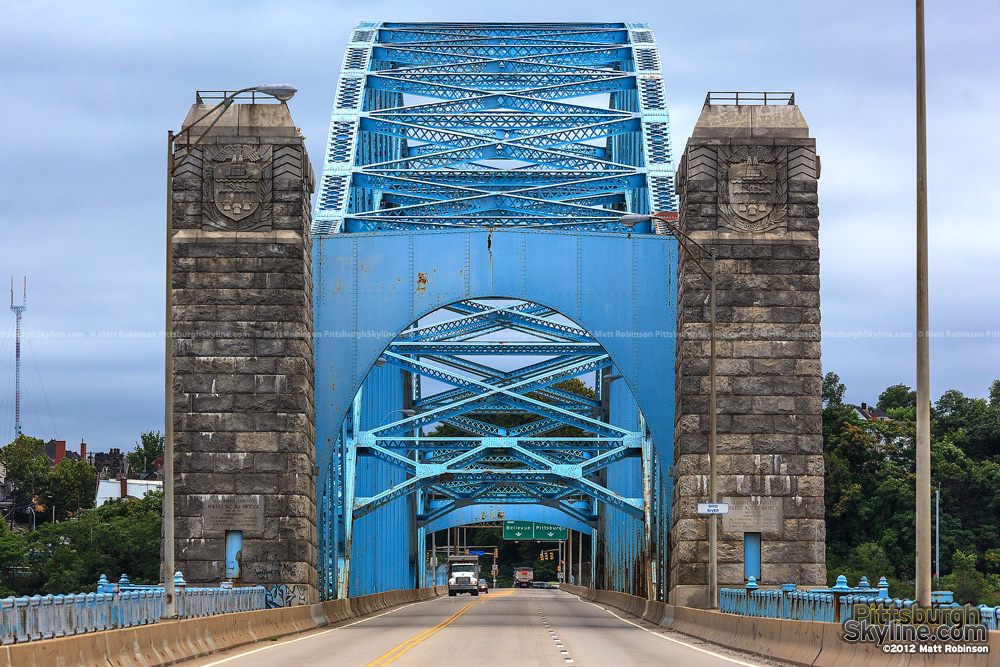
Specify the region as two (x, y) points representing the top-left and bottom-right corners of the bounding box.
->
(21, 491), (162, 595)
(127, 431), (164, 478)
(885, 406), (916, 421)
(825, 375), (1000, 606)
(0, 434), (49, 493)
(37, 458), (97, 521)
(822, 372), (846, 407)
(876, 384), (916, 412)
(0, 522), (27, 584)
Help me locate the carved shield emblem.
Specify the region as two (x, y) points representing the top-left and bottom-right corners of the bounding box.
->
(213, 159), (262, 221)
(718, 146), (787, 233)
(204, 144), (273, 231)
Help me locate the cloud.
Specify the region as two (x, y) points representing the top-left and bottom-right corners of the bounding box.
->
(0, 1), (997, 447)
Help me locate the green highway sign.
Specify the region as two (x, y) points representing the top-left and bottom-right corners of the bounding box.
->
(534, 523), (568, 540)
(502, 520), (568, 541)
(503, 520), (534, 540)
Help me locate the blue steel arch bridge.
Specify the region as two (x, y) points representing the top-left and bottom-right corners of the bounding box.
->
(312, 22), (678, 601)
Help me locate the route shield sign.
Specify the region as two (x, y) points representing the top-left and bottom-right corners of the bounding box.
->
(534, 523), (568, 540)
(503, 520), (534, 540)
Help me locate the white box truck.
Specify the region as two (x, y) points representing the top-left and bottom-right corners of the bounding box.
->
(448, 555), (481, 596)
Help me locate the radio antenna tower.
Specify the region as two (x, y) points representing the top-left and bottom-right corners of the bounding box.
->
(10, 278), (26, 438)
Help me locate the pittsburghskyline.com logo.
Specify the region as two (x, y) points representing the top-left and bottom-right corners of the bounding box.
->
(842, 603), (990, 655)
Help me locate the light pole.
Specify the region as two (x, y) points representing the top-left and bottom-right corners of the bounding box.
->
(164, 83), (296, 619)
(915, 0), (932, 608)
(620, 212), (718, 608)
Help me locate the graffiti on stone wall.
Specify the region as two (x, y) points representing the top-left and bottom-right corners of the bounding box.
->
(245, 548), (299, 583)
(264, 584), (308, 608)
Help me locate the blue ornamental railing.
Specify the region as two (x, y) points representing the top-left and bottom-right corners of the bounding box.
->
(0, 571), (265, 645)
(719, 575), (1000, 627)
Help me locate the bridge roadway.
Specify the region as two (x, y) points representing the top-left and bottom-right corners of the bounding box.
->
(185, 589), (779, 667)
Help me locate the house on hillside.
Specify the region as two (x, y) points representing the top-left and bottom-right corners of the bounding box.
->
(95, 477), (162, 507)
(850, 402), (892, 422)
(44, 439), (86, 466)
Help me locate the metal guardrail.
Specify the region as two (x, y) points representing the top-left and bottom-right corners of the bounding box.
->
(0, 572), (265, 645)
(719, 575), (992, 626)
(195, 90), (284, 104)
(705, 91), (795, 106)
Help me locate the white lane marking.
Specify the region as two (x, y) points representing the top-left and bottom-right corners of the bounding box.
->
(574, 597), (763, 667)
(196, 597), (445, 667)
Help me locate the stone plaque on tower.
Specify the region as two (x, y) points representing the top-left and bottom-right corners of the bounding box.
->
(669, 96), (825, 607)
(169, 99), (317, 602)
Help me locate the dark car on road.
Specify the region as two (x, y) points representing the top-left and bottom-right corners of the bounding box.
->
(477, 578), (489, 593)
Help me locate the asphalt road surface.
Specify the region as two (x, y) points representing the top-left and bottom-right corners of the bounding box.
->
(185, 588), (781, 667)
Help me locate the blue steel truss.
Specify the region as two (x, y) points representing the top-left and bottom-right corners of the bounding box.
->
(313, 22), (676, 600)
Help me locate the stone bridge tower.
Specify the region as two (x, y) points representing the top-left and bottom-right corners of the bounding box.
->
(168, 99), (317, 602)
(670, 95), (825, 607)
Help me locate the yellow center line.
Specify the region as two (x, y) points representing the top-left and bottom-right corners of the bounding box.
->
(365, 591), (514, 667)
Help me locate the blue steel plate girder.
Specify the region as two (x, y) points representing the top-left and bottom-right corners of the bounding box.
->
(315, 21), (675, 598)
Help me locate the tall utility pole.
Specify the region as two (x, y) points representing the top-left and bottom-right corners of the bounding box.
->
(915, 0), (933, 608)
(10, 278), (26, 438)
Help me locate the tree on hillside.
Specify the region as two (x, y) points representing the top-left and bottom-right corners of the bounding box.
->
(877, 384), (916, 412)
(0, 435), (50, 520)
(25, 491), (162, 595)
(0, 522), (27, 595)
(825, 378), (1000, 604)
(0, 435), (49, 488)
(822, 372), (846, 407)
(36, 458), (97, 521)
(127, 431), (164, 478)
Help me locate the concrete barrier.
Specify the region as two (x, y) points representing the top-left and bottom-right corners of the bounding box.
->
(560, 587), (999, 667)
(2, 585), (444, 667)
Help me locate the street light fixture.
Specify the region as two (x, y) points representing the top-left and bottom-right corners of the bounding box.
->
(255, 83), (298, 102)
(172, 84), (297, 173)
(617, 212), (719, 608)
(163, 83), (296, 619)
(379, 409), (416, 427)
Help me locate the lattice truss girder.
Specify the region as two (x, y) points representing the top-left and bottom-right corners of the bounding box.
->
(338, 297), (648, 526)
(314, 21), (675, 235)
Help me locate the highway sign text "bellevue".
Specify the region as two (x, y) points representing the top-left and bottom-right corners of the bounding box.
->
(503, 521), (568, 540)
(503, 520), (534, 540)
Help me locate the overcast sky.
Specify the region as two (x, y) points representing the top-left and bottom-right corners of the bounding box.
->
(0, 1), (997, 451)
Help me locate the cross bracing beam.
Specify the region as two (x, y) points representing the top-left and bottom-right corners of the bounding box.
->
(372, 45), (633, 67)
(395, 304), (592, 342)
(352, 192), (622, 220)
(371, 93), (632, 119)
(378, 26), (629, 43)
(380, 60), (627, 78)
(373, 354), (621, 437)
(381, 349), (607, 402)
(366, 141), (629, 172)
(355, 470), (643, 520)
